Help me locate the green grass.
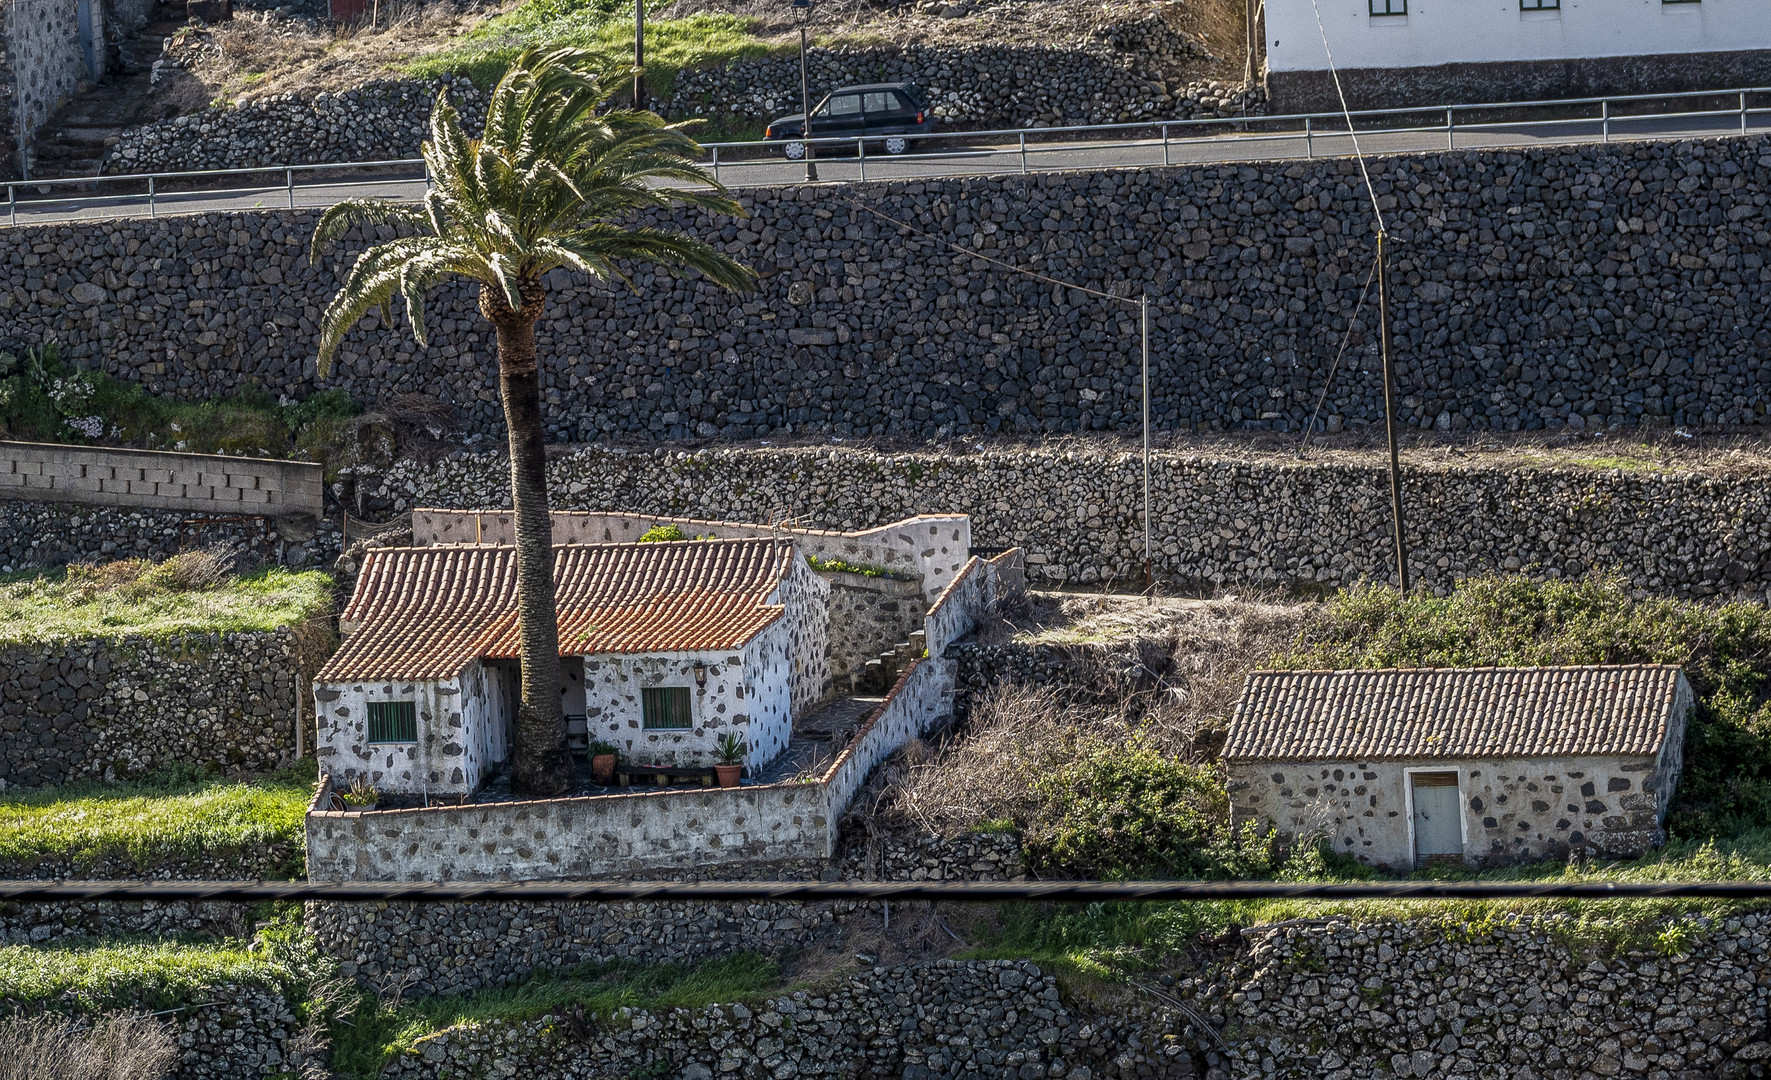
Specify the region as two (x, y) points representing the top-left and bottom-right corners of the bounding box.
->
(405, 0), (778, 94)
(0, 936), (297, 1012)
(0, 565), (334, 645)
(805, 555), (905, 579)
(331, 952), (780, 1079)
(0, 764), (312, 874)
(0, 344), (362, 472)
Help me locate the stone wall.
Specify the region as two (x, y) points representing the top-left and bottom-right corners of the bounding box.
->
(1, 0), (97, 178)
(0, 897), (250, 945)
(0, 499), (340, 572)
(0, 439), (325, 521)
(382, 959), (1196, 1080)
(824, 570), (927, 685)
(0, 627), (314, 789)
(364, 442), (1771, 596)
(8, 135), (1771, 442)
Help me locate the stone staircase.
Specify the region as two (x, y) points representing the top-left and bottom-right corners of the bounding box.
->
(28, 12), (185, 182)
(856, 629), (926, 694)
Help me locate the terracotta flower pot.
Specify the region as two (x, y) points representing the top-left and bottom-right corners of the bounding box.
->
(591, 753), (617, 785)
(715, 763), (742, 789)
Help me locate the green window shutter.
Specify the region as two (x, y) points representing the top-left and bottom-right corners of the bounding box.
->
(642, 687), (693, 730)
(367, 701), (418, 743)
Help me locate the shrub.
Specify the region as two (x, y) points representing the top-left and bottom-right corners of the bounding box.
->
(637, 523), (689, 543)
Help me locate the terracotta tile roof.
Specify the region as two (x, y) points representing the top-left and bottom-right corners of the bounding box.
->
(1222, 665), (1688, 762)
(318, 538), (794, 683)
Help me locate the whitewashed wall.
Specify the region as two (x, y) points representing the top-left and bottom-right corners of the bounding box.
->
(583, 635), (791, 770)
(314, 662), (511, 797)
(1267, 0), (1771, 74)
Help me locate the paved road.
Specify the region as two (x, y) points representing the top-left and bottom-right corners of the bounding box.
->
(3, 110), (1765, 227)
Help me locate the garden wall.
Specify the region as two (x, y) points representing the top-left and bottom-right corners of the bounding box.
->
(0, 500), (341, 572)
(0, 627), (313, 788)
(365, 443), (1771, 596)
(0, 439), (324, 520)
(6, 135), (1770, 441)
(381, 959), (1196, 1080)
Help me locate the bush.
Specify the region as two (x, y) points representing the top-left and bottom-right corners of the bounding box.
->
(1284, 574), (1771, 837)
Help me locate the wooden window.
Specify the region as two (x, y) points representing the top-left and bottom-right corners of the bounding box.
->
(642, 687), (693, 730)
(1368, 0), (1406, 15)
(367, 701), (417, 743)
(1520, 0), (1558, 9)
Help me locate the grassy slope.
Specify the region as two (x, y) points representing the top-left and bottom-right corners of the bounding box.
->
(0, 938), (294, 1011)
(0, 567), (334, 645)
(332, 952), (780, 1079)
(0, 766), (312, 873)
(405, 0), (778, 94)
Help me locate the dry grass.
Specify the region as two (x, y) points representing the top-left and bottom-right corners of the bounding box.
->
(0, 1012), (178, 1080)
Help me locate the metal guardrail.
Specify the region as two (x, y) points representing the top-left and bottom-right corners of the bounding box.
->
(4, 84), (1769, 226)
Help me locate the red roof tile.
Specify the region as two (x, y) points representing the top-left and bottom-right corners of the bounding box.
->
(318, 538), (794, 682)
(1222, 665), (1687, 762)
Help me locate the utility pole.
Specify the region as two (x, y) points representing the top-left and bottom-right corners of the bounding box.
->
(634, 0), (645, 111)
(1376, 231), (1410, 592)
(1141, 292), (1152, 594)
(795, 0), (819, 182)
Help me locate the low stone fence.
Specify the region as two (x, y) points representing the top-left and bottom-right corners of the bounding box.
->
(0, 628), (317, 789)
(0, 500), (340, 573)
(0, 440), (323, 521)
(0, 898), (251, 946)
(382, 959), (1197, 1080)
(372, 443), (1771, 596)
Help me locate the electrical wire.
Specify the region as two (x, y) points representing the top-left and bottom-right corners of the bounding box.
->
(1305, 0), (1386, 233)
(1297, 251), (1380, 456)
(4, 879), (1771, 903)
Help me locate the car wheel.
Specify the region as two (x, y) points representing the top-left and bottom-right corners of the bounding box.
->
(783, 141), (806, 160)
(884, 136), (910, 155)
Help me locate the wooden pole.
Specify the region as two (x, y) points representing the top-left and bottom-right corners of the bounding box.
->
(1141, 293), (1152, 594)
(634, 0), (645, 111)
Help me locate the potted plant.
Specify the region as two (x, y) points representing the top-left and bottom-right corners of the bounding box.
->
(588, 740), (619, 786)
(334, 777), (380, 812)
(714, 732), (746, 789)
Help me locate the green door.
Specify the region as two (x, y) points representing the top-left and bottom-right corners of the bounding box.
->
(1411, 772), (1462, 865)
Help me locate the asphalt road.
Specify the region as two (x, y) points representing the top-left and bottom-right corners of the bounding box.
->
(3, 110), (1765, 227)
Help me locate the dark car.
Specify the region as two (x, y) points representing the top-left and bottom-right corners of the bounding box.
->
(764, 82), (933, 158)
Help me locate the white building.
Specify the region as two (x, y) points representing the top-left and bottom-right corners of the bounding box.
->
(313, 537), (830, 795)
(1262, 0), (1771, 112)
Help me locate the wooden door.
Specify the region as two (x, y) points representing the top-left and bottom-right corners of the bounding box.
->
(1411, 772), (1462, 865)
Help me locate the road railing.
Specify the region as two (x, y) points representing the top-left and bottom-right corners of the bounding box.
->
(5, 84), (1770, 225)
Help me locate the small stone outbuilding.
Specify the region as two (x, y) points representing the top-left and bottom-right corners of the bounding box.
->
(1223, 665), (1694, 870)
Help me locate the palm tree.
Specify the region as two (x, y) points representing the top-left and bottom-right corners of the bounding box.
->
(311, 48), (756, 795)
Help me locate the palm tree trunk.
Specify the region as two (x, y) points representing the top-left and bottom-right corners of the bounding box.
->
(486, 282), (572, 796)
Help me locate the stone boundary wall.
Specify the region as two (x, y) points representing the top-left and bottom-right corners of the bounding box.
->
(0, 500), (341, 573)
(382, 959), (1196, 1080)
(0, 440), (323, 520)
(0, 842), (300, 880)
(0, 897), (251, 945)
(7, 135), (1770, 442)
(412, 508), (974, 600)
(0, 628), (313, 789)
(366, 443), (1771, 596)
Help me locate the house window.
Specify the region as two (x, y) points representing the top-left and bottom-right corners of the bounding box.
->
(1661, 0), (1699, 4)
(1369, 0), (1405, 15)
(367, 701), (417, 743)
(642, 687), (693, 730)
(1520, 0), (1558, 9)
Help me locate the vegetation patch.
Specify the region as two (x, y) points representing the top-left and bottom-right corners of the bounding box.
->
(0, 764), (312, 876)
(0, 556), (333, 645)
(405, 0), (778, 92)
(331, 952), (780, 1079)
(805, 555), (905, 579)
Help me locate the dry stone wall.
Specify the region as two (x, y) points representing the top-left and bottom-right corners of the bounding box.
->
(0, 500), (343, 572)
(382, 959), (1197, 1080)
(0, 628), (310, 789)
(0, 897), (251, 945)
(7, 135), (1771, 442)
(360, 442), (1771, 596)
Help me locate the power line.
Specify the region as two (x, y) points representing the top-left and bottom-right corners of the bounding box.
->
(2, 879), (1769, 903)
(1305, 0), (1385, 233)
(1298, 251), (1380, 456)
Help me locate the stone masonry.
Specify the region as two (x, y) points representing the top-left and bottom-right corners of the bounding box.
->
(359, 443), (1771, 596)
(0, 627), (313, 789)
(4, 135), (1770, 441)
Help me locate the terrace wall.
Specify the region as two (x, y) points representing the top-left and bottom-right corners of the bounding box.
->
(0, 440), (323, 521)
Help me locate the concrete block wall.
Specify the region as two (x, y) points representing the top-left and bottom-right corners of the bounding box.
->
(0, 440), (323, 520)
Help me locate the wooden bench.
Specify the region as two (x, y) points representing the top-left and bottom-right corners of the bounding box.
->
(615, 764), (716, 788)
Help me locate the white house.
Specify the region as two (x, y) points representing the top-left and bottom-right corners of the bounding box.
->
(1262, 0), (1771, 112)
(313, 537), (831, 795)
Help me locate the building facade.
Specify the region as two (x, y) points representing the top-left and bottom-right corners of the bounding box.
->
(1224, 665), (1694, 869)
(1263, 0), (1771, 112)
(313, 537), (830, 795)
